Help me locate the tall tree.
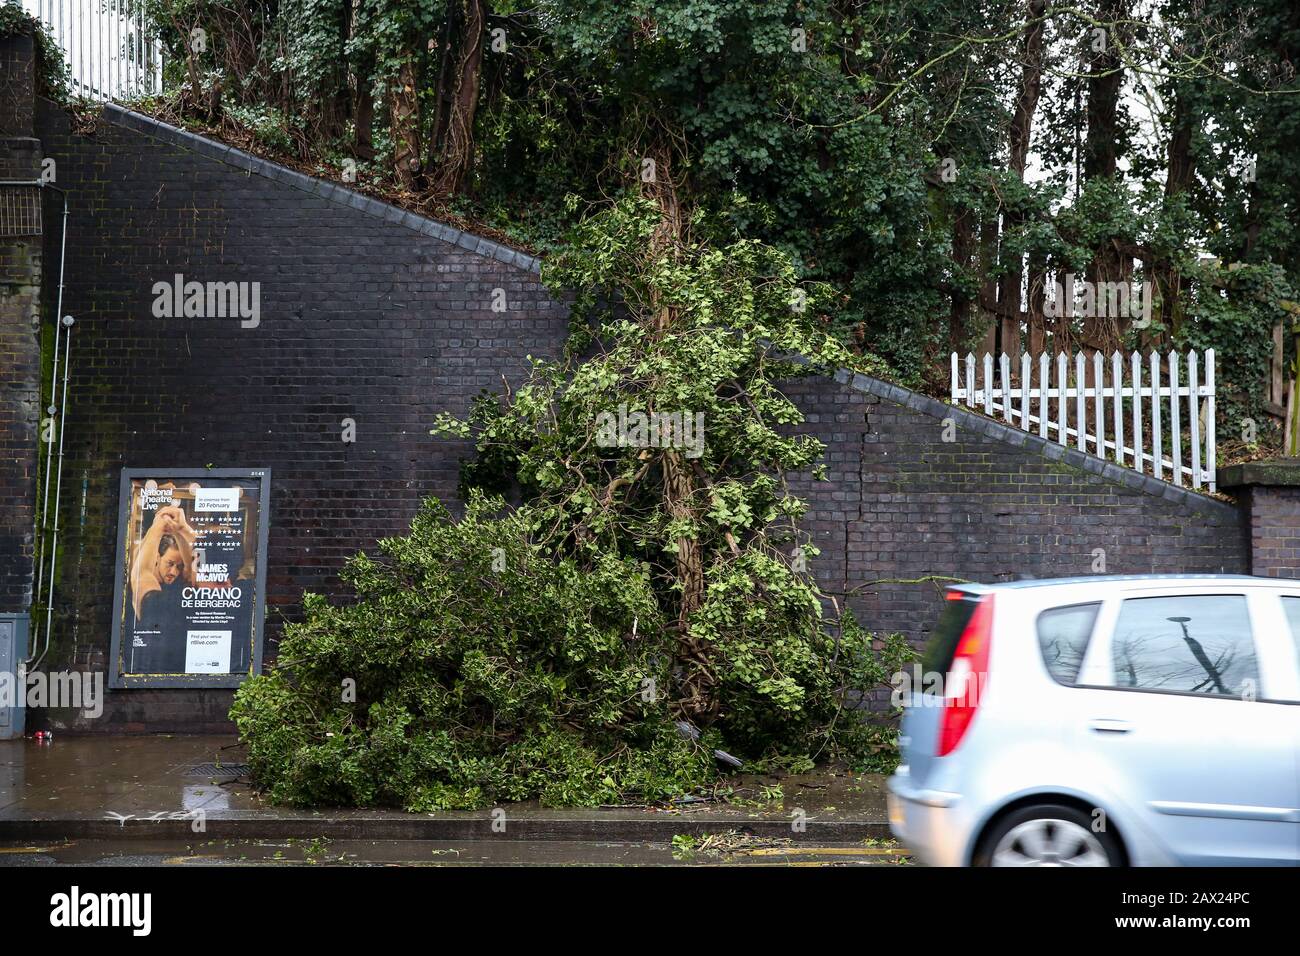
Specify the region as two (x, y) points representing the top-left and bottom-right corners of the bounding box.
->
(427, 0), (486, 195)
(1082, 0), (1131, 355)
(997, 0), (1048, 360)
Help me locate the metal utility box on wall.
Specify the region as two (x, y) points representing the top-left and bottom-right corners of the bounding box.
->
(0, 614), (27, 739)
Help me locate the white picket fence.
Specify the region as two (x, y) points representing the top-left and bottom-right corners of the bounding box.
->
(950, 350), (1217, 492)
(24, 0), (164, 101)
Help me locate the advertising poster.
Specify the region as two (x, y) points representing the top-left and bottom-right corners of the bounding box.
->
(110, 469), (270, 688)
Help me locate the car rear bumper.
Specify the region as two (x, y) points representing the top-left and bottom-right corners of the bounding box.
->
(887, 771), (970, 867)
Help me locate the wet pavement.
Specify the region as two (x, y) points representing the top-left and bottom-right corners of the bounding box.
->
(0, 735), (895, 856)
(0, 735), (260, 820)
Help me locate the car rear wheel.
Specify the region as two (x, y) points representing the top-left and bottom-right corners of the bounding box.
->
(975, 804), (1122, 867)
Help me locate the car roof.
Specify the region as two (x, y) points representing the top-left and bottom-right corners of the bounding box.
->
(948, 574), (1282, 594)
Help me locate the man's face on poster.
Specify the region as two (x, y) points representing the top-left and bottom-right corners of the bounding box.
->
(157, 547), (184, 586)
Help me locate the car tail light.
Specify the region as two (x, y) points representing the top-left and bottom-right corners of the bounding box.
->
(937, 594), (992, 756)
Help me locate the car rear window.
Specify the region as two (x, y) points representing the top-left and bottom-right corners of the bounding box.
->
(921, 594), (980, 681)
(1036, 603), (1100, 685)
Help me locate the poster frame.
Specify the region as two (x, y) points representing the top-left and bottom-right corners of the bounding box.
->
(108, 467), (271, 689)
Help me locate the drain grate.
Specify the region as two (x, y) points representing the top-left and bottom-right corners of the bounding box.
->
(186, 762), (250, 777)
(0, 185), (41, 237)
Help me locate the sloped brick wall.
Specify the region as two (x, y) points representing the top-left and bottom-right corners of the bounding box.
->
(32, 101), (569, 731)
(785, 373), (1248, 695)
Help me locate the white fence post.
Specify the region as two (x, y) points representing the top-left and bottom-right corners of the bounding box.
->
(1000, 353), (1012, 422)
(1020, 352), (1031, 430)
(1205, 350), (1217, 492)
(1189, 351), (1202, 490)
(1111, 351), (1124, 465)
(1169, 352), (1183, 487)
(1057, 352), (1068, 446)
(1151, 351), (1163, 481)
(1074, 352), (1085, 449)
(949, 348), (1217, 494)
(983, 353), (994, 416)
(1092, 351), (1102, 460)
(1131, 352), (1143, 475)
(1038, 353), (1049, 438)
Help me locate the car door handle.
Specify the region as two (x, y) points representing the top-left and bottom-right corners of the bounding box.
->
(1088, 719), (1133, 734)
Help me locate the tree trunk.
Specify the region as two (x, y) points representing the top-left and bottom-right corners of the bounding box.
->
(354, 78), (375, 160)
(1027, 256), (1047, 355)
(1156, 87), (1195, 338)
(949, 208), (974, 350)
(429, 0), (486, 197)
(1084, 0), (1125, 181)
(428, 11), (456, 167)
(351, 0), (375, 160)
(1008, 0), (1046, 177)
(996, 0), (1048, 364)
(1082, 0), (1128, 355)
(977, 219), (999, 357)
(389, 54), (422, 189)
(1285, 302), (1300, 454)
(647, 188), (701, 623)
(636, 137), (715, 720)
(1240, 182), (1262, 260)
(169, 11), (208, 119)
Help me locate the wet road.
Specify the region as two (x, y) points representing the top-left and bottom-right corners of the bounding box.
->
(0, 836), (912, 866)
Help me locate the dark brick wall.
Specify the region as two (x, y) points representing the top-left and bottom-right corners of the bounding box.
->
(785, 373), (1250, 712)
(24, 98), (1253, 732)
(0, 33), (35, 135)
(1235, 486), (1300, 578)
(32, 100), (569, 732)
(0, 35), (42, 616)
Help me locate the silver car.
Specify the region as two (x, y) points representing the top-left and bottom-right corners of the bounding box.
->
(887, 575), (1300, 866)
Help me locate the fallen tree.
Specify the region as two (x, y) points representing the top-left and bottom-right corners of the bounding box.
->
(232, 199), (914, 809)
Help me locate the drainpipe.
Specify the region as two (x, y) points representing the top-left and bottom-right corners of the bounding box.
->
(30, 313), (75, 672)
(25, 184), (69, 636)
(3, 180), (71, 668)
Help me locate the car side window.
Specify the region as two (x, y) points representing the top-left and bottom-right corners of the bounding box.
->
(1280, 597), (1300, 663)
(1036, 603), (1099, 685)
(1107, 595), (1258, 698)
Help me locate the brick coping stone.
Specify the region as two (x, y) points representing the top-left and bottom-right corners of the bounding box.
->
(1219, 459), (1300, 489)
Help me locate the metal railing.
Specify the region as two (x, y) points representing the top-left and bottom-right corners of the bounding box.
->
(24, 0), (163, 101)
